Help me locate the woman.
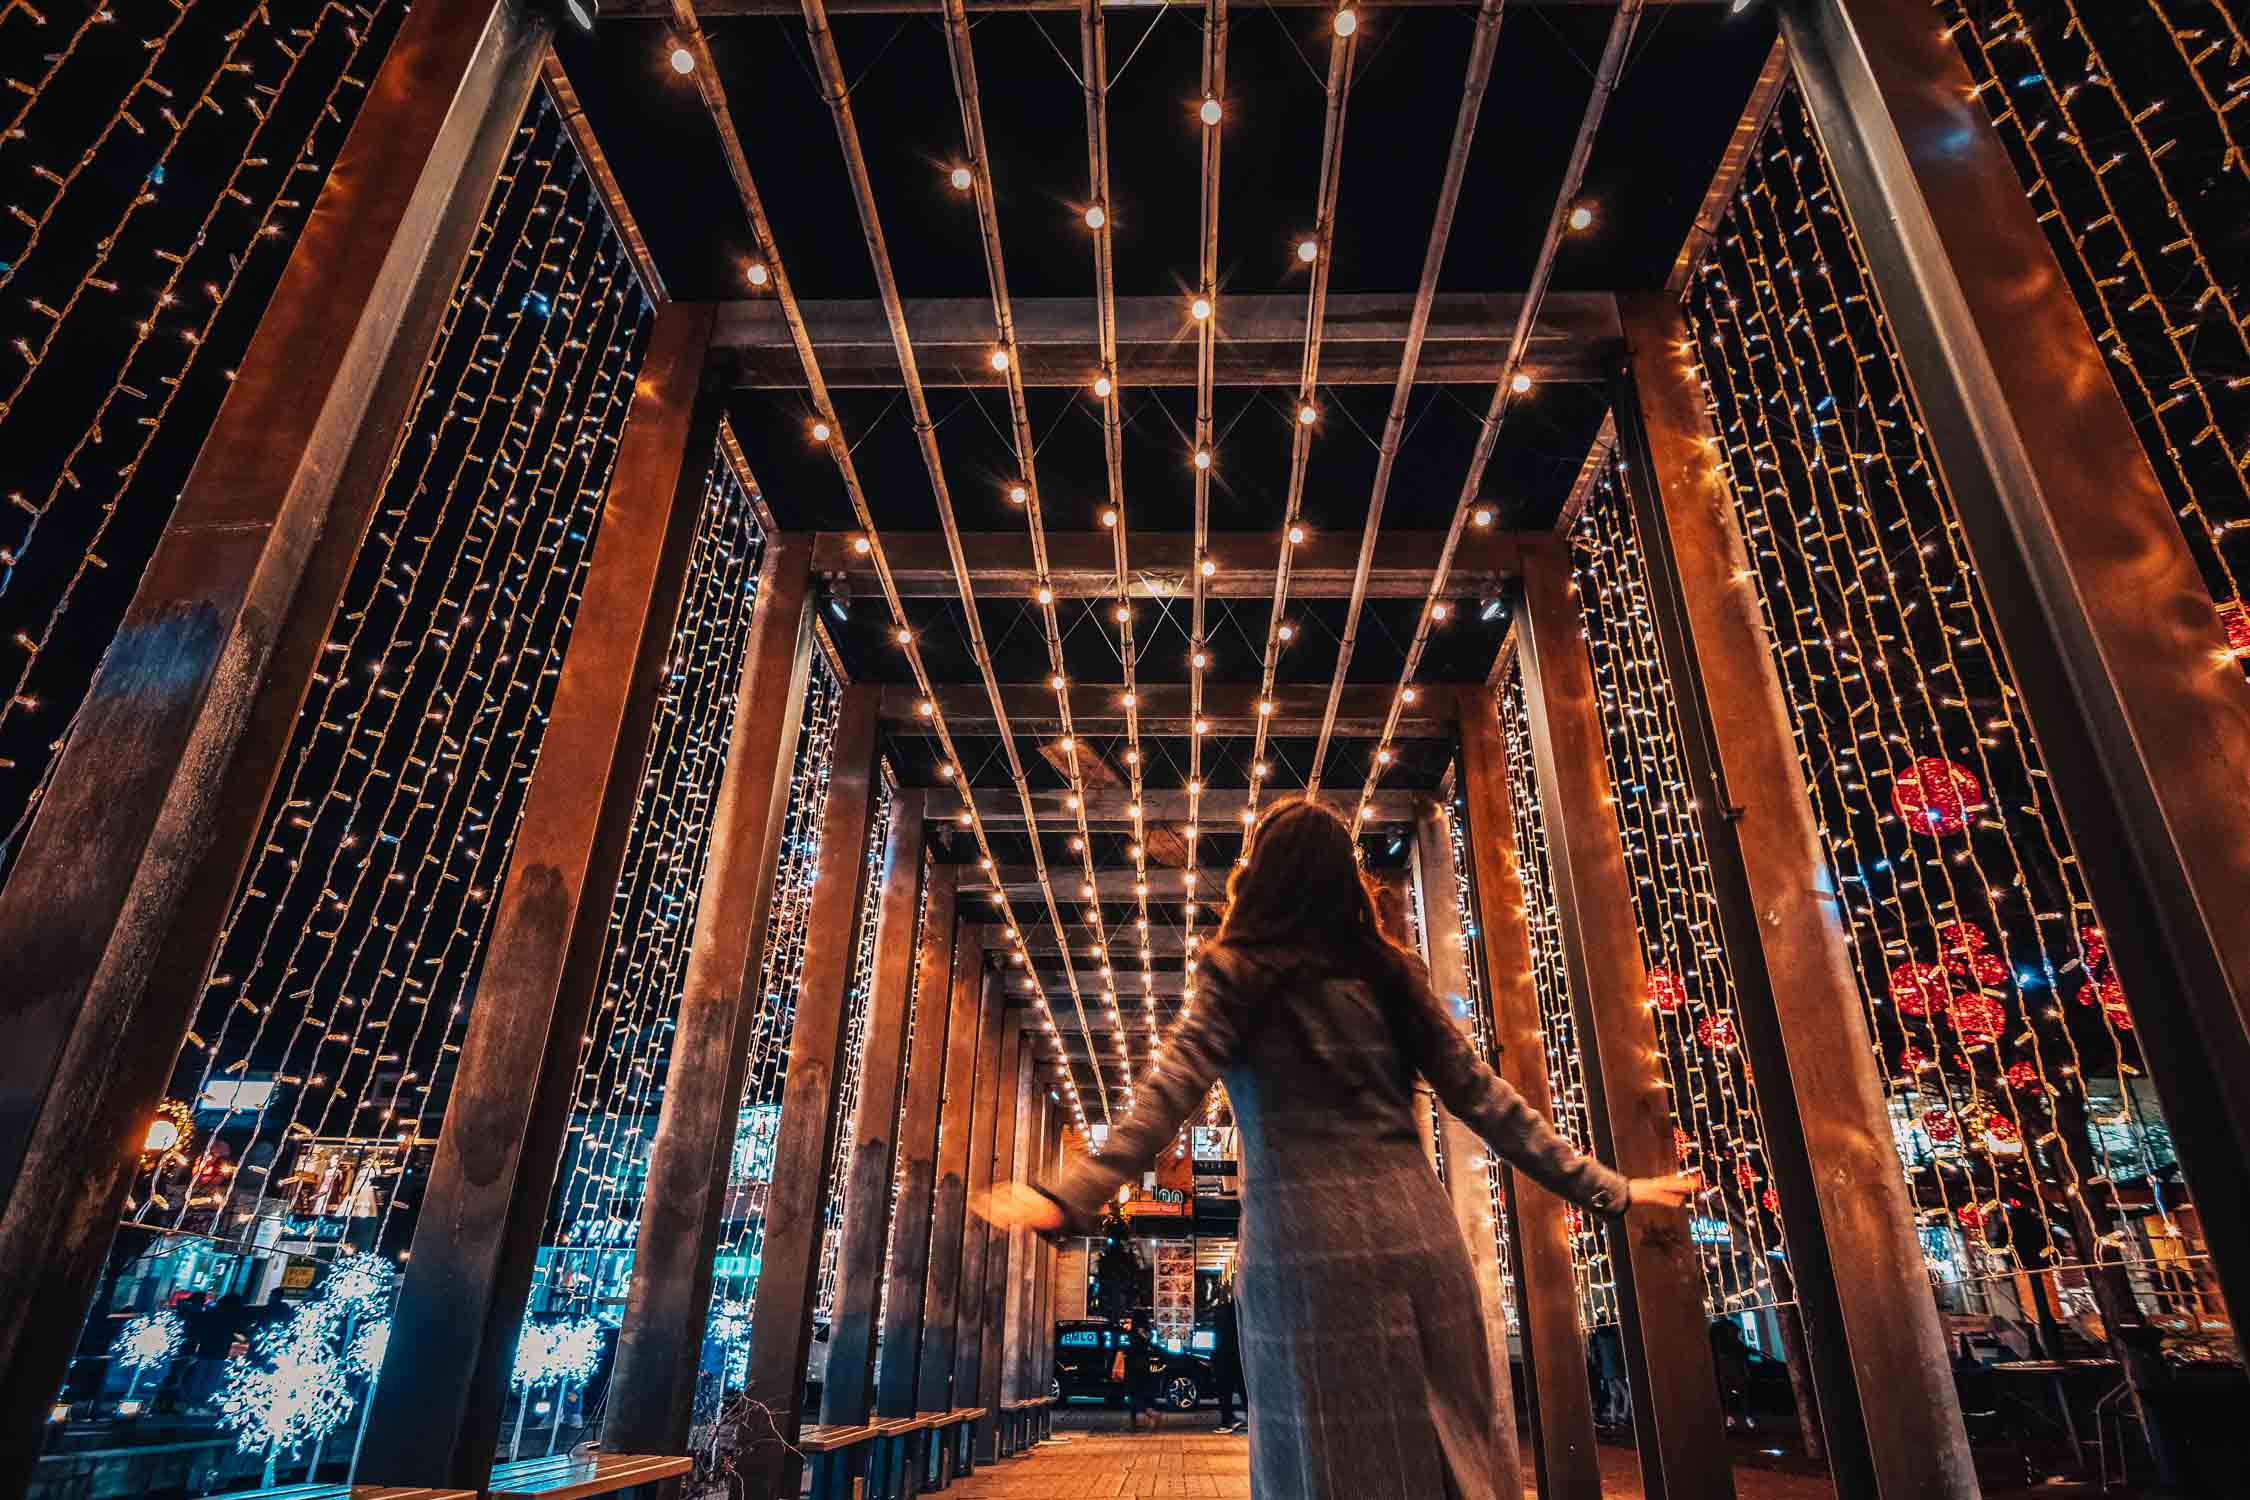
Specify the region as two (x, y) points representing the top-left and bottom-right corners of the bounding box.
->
(984, 797), (1695, 1499)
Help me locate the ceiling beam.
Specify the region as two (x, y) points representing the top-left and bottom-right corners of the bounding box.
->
(616, 0), (1709, 13)
(715, 292), (1620, 388)
(1003, 968), (1197, 998)
(924, 786), (1419, 828)
(814, 529), (1528, 600)
(881, 682), (1456, 737)
(985, 867), (1210, 900)
(964, 922), (1192, 956)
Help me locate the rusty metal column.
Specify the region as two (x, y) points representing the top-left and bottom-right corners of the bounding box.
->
(875, 867), (959, 1419)
(917, 914), (990, 1413)
(1517, 553), (1736, 1500)
(1006, 1075), (1047, 1411)
(738, 686), (882, 1500)
(357, 302), (726, 1488)
(1779, 0), (2250, 1331)
(951, 976), (1009, 1430)
(602, 538), (814, 1458)
(1615, 294), (1974, 1498)
(822, 798), (928, 1426)
(0, 1), (545, 1472)
(1410, 799), (1526, 1499)
(1455, 693), (1602, 1500)
(974, 1025), (1026, 1460)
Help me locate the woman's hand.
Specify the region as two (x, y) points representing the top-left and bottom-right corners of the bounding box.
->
(971, 1181), (1066, 1233)
(1627, 1172), (1702, 1212)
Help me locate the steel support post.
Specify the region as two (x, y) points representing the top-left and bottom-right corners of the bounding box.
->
(0, 2), (545, 1476)
(916, 920), (992, 1412)
(951, 977), (1009, 1432)
(1454, 692), (1603, 1500)
(1779, 0), (2250, 1339)
(355, 301), (726, 1487)
(1614, 294), (1974, 1497)
(1516, 556), (1735, 1500)
(1410, 801), (1526, 1497)
(875, 866), (960, 1418)
(821, 798), (928, 1426)
(737, 686), (883, 1500)
(600, 537), (815, 1458)
(974, 1026), (1026, 1459)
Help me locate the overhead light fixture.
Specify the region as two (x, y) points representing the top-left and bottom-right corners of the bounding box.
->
(1085, 204), (1107, 229)
(1297, 238), (1318, 264)
(1200, 97), (1223, 127)
(668, 45), (694, 75)
(745, 262), (769, 287)
(1510, 371), (1533, 395)
(558, 0), (598, 34)
(1333, 8), (1357, 36)
(1479, 592), (1505, 623)
(950, 166), (974, 191)
(1568, 203), (1595, 232)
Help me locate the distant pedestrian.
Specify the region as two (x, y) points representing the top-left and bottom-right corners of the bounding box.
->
(1588, 1324), (1628, 1428)
(184, 1292), (245, 1412)
(979, 797), (1696, 1500)
(1709, 1318), (1753, 1430)
(1211, 1285), (1246, 1433)
(1115, 1315), (1161, 1433)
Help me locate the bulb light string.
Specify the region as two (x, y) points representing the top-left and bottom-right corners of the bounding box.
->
(0, 0), (408, 891)
(1685, 87), (2192, 1301)
(1442, 786), (1522, 1331)
(814, 777), (897, 1324)
(529, 452), (769, 1318)
(698, 655), (845, 1416)
(1496, 668), (1621, 1331)
(1572, 470), (1786, 1314)
(667, 0), (1098, 1132)
(1941, 0), (2250, 669)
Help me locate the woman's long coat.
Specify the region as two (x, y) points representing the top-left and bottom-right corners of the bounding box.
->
(1046, 941), (1630, 1499)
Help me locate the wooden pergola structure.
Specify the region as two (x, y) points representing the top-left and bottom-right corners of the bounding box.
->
(3, 2), (2248, 1500)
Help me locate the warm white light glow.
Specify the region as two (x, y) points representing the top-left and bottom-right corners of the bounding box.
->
(1472, 505), (1493, 527)
(851, 535), (871, 555)
(1297, 237), (1318, 264)
(1115, 605), (1131, 624)
(1432, 602), (1450, 621)
(1258, 699), (1273, 717)
(1085, 204), (1107, 229)
(811, 420), (832, 442)
(1037, 586), (1054, 605)
(1199, 558), (1216, 577)
(1200, 96), (1223, 126)
(1191, 650), (1208, 669)
(1333, 8), (1358, 36)
(1298, 403), (1317, 425)
(895, 627), (912, 645)
(1278, 622), (1295, 641)
(1191, 296), (1213, 321)
(1093, 374), (1113, 398)
(745, 262), (769, 287)
(670, 46), (695, 74)
(951, 166), (974, 191)
(1568, 204), (1594, 231)
(1193, 448), (1212, 470)
(1510, 371), (1533, 394)
(991, 348), (1011, 372)
(1287, 524), (1306, 544)
(1101, 508), (1117, 528)
(918, 699), (934, 717)
(1010, 483), (1028, 503)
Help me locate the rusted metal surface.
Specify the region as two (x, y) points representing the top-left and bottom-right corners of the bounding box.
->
(357, 303), (724, 1487)
(1780, 0), (2250, 1343)
(974, 1025), (1026, 1459)
(603, 539), (816, 1458)
(1516, 556), (1734, 1500)
(876, 864), (960, 1417)
(1410, 800), (1526, 1494)
(0, 0), (544, 1473)
(880, 683), (1452, 739)
(950, 974), (1010, 1420)
(624, 0), (1720, 13)
(1665, 35), (1788, 295)
(822, 798), (928, 1426)
(1616, 294), (1972, 1497)
(937, 787), (1417, 831)
(541, 51), (666, 303)
(738, 685), (882, 1500)
(1454, 687), (1602, 1500)
(917, 925), (992, 1410)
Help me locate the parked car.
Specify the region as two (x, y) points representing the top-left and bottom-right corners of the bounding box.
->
(1052, 1318), (1211, 1410)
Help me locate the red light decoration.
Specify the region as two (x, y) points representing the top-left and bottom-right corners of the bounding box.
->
(1673, 1127), (1696, 1165)
(1936, 920), (2009, 988)
(1888, 960), (1953, 1018)
(1695, 1014), (1737, 1048)
(1951, 995), (2006, 1045)
(1900, 1044), (1931, 1072)
(1645, 967), (1686, 1014)
(2004, 1060), (2038, 1091)
(1983, 1113), (2020, 1145)
(1957, 1201), (1986, 1233)
(1734, 1158), (1758, 1190)
(1761, 1188), (1780, 1215)
(1922, 1106), (1959, 1143)
(1891, 756), (1985, 836)
(2220, 601), (2250, 655)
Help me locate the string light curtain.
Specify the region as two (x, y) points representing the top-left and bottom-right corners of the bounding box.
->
(873, 855), (935, 1349)
(0, 0), (409, 892)
(695, 656), (844, 1420)
(528, 453), (770, 1329)
(1572, 473), (1786, 1315)
(1495, 671), (1620, 1332)
(1943, 0), (2250, 674)
(75, 89), (655, 1470)
(1684, 87), (2210, 1320)
(813, 776), (896, 1326)
(1442, 789), (1520, 1331)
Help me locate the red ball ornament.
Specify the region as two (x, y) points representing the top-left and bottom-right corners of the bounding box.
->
(2079, 924), (2109, 973)
(1760, 1188), (1780, 1214)
(1696, 1014), (1738, 1048)
(1888, 960), (1953, 1019)
(1566, 1206), (1585, 1234)
(1673, 1127), (1696, 1165)
(1957, 1200), (1986, 1233)
(2220, 600), (2250, 655)
(1936, 920), (2010, 988)
(1951, 995), (2006, 1045)
(2004, 1060), (2038, 1091)
(1922, 1106), (1959, 1143)
(2097, 974), (2134, 1031)
(1646, 967), (1686, 1014)
(1983, 1113), (2020, 1145)
(1899, 1044), (1931, 1072)
(1734, 1159), (1758, 1190)
(1893, 756), (1985, 836)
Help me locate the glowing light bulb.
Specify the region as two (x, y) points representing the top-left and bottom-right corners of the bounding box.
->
(1193, 449), (1212, 471)
(1085, 204), (1106, 229)
(1568, 204), (1594, 232)
(940, 763), (956, 779)
(1192, 650), (1208, 669)
(1122, 692), (1137, 707)
(950, 166), (973, 191)
(1510, 371), (1533, 394)
(1101, 508), (1117, 528)
(670, 46), (695, 74)
(991, 348), (1011, 372)
(1402, 687), (1418, 704)
(1051, 674), (1066, 690)
(1037, 586), (1054, 605)
(745, 262), (769, 287)
(1194, 719), (1209, 735)
(1258, 699), (1273, 716)
(1333, 8), (1357, 36)
(851, 535), (871, 555)
(1432, 602), (1450, 621)
(1472, 505), (1493, 527)
(1115, 605), (1131, 624)
(895, 627), (913, 645)
(1191, 296), (1213, 321)
(1199, 558), (1216, 577)
(1009, 482), (1028, 504)
(1278, 622), (1295, 641)
(1297, 238), (1319, 264)
(811, 420), (832, 442)
(1200, 96), (1223, 126)
(918, 699), (935, 717)
(1287, 524), (1306, 544)
(1093, 374), (1113, 398)
(1298, 403), (1318, 425)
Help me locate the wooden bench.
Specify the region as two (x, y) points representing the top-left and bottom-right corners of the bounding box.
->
(869, 1415), (941, 1499)
(912, 1406), (985, 1490)
(799, 1423), (878, 1500)
(996, 1395), (1054, 1457)
(223, 1489), (471, 1500)
(487, 1451), (692, 1500)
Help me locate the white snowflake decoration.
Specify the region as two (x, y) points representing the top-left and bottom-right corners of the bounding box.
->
(544, 1318), (603, 1390)
(709, 1300), (751, 1390)
(113, 1310), (185, 1373)
(511, 1321), (560, 1392)
(316, 1251), (395, 1321)
(344, 1316), (391, 1381)
(219, 1314), (353, 1456)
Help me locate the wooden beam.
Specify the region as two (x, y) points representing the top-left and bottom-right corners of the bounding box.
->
(882, 682), (1454, 737)
(0, 3), (545, 1471)
(1616, 293), (1970, 1496)
(1456, 682), (1602, 1500)
(739, 686), (883, 1500)
(924, 786), (1419, 829)
(875, 865), (959, 1419)
(916, 944), (991, 1410)
(360, 303), (724, 1489)
(821, 797), (927, 1426)
(1411, 799), (1526, 1495)
(814, 529), (1529, 600)
(604, 539), (815, 1457)
(717, 292), (1620, 388)
(1517, 556), (1734, 1500)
